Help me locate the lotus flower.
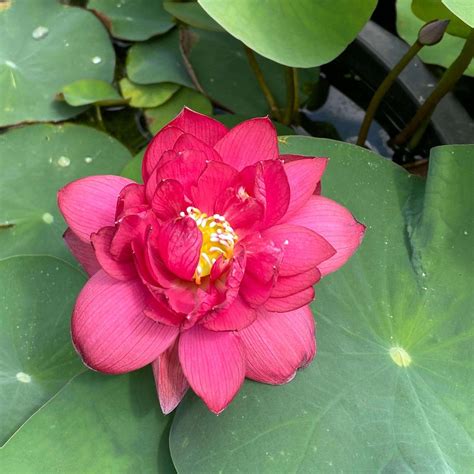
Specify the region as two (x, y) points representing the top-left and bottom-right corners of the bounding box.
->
(58, 108), (364, 414)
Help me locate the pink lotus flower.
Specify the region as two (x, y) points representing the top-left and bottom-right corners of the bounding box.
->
(58, 108), (364, 414)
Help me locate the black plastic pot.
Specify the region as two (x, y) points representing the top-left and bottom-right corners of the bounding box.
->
(315, 21), (474, 163)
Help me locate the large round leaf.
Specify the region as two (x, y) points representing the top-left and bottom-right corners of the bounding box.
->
(0, 256), (85, 445)
(188, 29), (318, 115)
(88, 0), (175, 41)
(126, 28), (194, 88)
(170, 138), (473, 472)
(0, 369), (174, 472)
(198, 0), (377, 67)
(0, 0), (115, 126)
(397, 0), (474, 76)
(0, 124), (132, 263)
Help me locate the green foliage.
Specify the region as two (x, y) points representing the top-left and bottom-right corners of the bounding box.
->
(119, 78), (180, 108)
(126, 28), (194, 88)
(163, 1), (223, 31)
(0, 256), (86, 445)
(0, 0), (115, 126)
(61, 79), (123, 106)
(198, 0), (377, 67)
(170, 139), (474, 472)
(88, 0), (175, 41)
(412, 0), (472, 38)
(0, 369), (174, 473)
(442, 0), (474, 27)
(0, 124), (132, 263)
(397, 0), (474, 76)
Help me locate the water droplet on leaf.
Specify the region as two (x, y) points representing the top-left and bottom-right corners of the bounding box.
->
(57, 156), (70, 167)
(32, 26), (49, 40)
(92, 56), (102, 64)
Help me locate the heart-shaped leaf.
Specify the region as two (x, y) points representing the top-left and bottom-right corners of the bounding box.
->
(0, 256), (86, 445)
(198, 0), (377, 67)
(169, 139), (474, 472)
(0, 0), (115, 126)
(0, 124), (132, 263)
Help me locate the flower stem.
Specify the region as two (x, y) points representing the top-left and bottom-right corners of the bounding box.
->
(284, 67), (299, 125)
(392, 28), (474, 147)
(95, 105), (106, 131)
(244, 45), (282, 121)
(357, 41), (424, 147)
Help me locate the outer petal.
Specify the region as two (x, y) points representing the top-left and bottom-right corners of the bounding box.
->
(271, 267), (321, 298)
(168, 107), (227, 146)
(63, 228), (100, 276)
(142, 126), (183, 182)
(179, 326), (245, 414)
(91, 226), (137, 281)
(239, 306), (316, 384)
(264, 286), (315, 312)
(285, 196), (365, 276)
(262, 224), (336, 276)
(214, 117), (278, 170)
(152, 340), (189, 414)
(282, 157), (327, 219)
(72, 271), (178, 374)
(158, 217), (202, 281)
(203, 296), (257, 331)
(58, 175), (132, 242)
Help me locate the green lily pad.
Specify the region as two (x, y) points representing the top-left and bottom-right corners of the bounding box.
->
(60, 79), (123, 106)
(0, 0), (115, 127)
(188, 29), (319, 116)
(88, 0), (175, 41)
(0, 368), (175, 472)
(163, 1), (223, 31)
(0, 124), (132, 263)
(144, 87), (212, 134)
(442, 0), (474, 27)
(0, 256), (86, 445)
(412, 0), (471, 38)
(397, 0), (474, 76)
(170, 139), (474, 472)
(119, 78), (180, 108)
(126, 28), (194, 88)
(198, 0), (377, 67)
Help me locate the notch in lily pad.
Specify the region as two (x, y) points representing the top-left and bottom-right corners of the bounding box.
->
(58, 79), (126, 107)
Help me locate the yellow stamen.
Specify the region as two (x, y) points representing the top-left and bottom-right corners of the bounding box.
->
(186, 207), (238, 284)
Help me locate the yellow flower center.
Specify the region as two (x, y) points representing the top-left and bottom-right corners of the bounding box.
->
(182, 206), (238, 284)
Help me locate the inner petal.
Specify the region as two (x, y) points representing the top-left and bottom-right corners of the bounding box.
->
(182, 206), (238, 284)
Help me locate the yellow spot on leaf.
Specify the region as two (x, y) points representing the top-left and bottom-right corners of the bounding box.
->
(389, 346), (412, 367)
